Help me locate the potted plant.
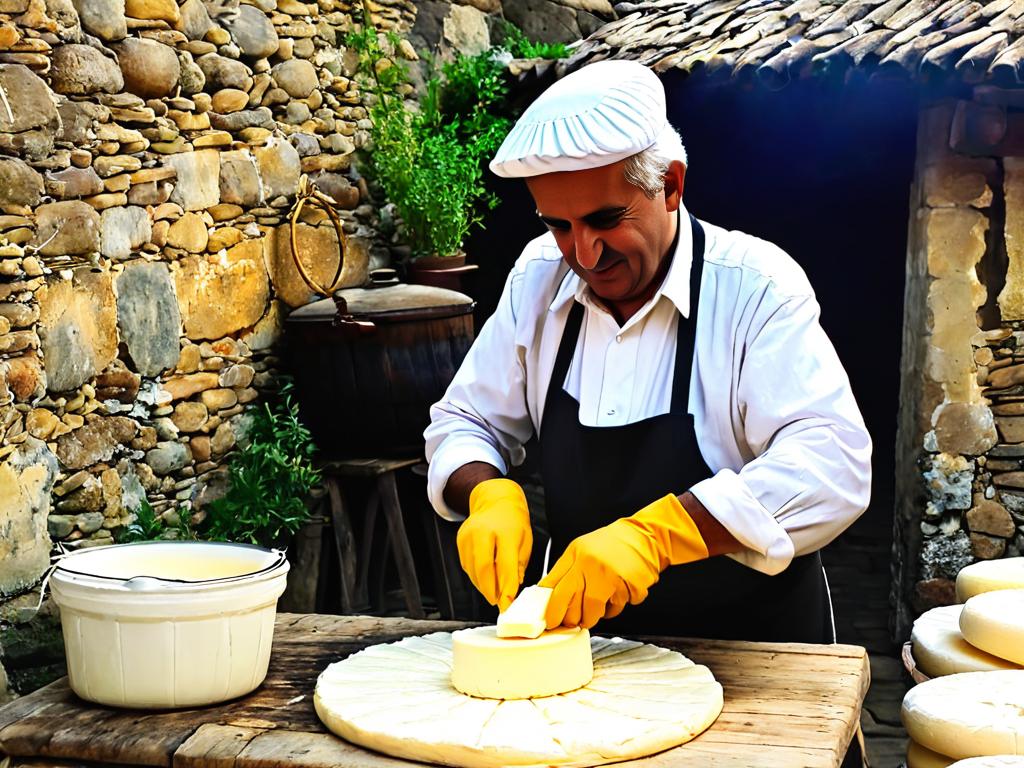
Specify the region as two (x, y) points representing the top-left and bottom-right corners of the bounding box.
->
(347, 9), (545, 289)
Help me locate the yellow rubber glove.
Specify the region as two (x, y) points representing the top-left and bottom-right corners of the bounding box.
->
(456, 478), (533, 611)
(539, 494), (709, 629)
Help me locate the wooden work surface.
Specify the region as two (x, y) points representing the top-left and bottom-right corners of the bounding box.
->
(0, 613), (869, 768)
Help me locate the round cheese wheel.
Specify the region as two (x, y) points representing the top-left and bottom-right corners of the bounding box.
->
(956, 557), (1024, 602)
(901, 670), (1024, 759)
(907, 740), (955, 768)
(950, 759), (1024, 767)
(451, 626), (593, 699)
(911, 605), (1021, 677)
(314, 632), (724, 768)
(960, 589), (1024, 665)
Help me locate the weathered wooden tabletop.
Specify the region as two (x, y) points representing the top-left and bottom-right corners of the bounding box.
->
(0, 613), (870, 768)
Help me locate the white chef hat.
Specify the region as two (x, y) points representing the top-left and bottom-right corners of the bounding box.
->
(490, 59), (677, 179)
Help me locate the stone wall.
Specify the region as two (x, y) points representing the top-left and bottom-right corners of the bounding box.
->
(0, 0), (616, 701)
(895, 90), (1024, 638)
(0, 0), (403, 699)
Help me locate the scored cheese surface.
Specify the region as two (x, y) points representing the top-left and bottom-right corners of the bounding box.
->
(901, 670), (1024, 760)
(314, 631), (724, 768)
(950, 759), (1024, 767)
(451, 625), (592, 699)
(907, 740), (955, 768)
(959, 589), (1024, 665)
(911, 605), (1021, 677)
(956, 557), (1024, 602)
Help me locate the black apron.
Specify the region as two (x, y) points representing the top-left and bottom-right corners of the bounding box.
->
(537, 215), (833, 643)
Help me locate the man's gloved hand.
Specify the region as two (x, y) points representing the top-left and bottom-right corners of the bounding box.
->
(539, 494), (709, 629)
(456, 478), (533, 611)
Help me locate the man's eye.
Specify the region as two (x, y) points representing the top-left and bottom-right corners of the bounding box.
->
(541, 218), (571, 231)
(589, 217), (621, 230)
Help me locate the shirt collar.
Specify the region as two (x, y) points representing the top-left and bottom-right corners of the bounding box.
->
(548, 205), (694, 324)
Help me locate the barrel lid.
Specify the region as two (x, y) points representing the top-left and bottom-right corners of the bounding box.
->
(287, 283), (474, 323)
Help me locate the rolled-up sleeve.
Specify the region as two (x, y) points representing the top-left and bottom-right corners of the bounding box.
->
(424, 268), (535, 521)
(691, 293), (872, 575)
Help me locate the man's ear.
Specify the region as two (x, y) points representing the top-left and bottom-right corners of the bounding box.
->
(663, 160), (686, 213)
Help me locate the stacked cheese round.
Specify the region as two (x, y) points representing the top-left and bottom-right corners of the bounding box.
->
(956, 557), (1024, 602)
(907, 740), (956, 768)
(451, 626), (593, 699)
(959, 589), (1024, 666)
(911, 605), (1020, 677)
(901, 671), (1024, 761)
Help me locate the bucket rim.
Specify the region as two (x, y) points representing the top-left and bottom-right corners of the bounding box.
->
(52, 540), (288, 588)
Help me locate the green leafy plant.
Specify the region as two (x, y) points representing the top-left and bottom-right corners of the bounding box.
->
(347, 10), (512, 260)
(117, 499), (193, 543)
(499, 21), (571, 60)
(202, 380), (321, 547)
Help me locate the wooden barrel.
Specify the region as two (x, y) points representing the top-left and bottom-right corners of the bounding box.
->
(284, 284), (475, 458)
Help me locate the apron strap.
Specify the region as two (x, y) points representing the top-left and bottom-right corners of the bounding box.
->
(670, 214), (706, 415)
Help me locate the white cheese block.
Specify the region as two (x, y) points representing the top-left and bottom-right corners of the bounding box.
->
(314, 631), (724, 768)
(451, 625), (592, 699)
(950, 759), (1024, 767)
(901, 670), (1024, 760)
(911, 605), (1021, 677)
(496, 585), (551, 639)
(960, 589), (1024, 665)
(956, 557), (1024, 602)
(907, 740), (955, 768)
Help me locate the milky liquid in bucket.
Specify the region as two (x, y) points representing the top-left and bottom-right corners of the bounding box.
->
(50, 541), (289, 709)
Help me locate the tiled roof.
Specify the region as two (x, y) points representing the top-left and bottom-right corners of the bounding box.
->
(535, 0), (1024, 86)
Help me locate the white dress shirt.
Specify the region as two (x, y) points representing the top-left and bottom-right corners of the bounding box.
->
(424, 207), (872, 575)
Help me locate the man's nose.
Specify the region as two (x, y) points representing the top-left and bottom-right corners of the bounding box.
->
(574, 226), (602, 270)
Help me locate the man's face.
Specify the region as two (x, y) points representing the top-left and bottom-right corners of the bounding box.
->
(526, 159), (683, 320)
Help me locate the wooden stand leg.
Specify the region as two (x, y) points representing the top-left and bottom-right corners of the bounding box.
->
(325, 478), (356, 614)
(355, 487), (380, 611)
(377, 471), (424, 618)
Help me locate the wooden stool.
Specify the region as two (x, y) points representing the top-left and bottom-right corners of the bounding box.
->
(321, 457), (425, 619)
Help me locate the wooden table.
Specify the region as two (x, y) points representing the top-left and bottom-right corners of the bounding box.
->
(0, 614), (870, 768)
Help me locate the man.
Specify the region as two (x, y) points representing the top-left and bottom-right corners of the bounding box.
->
(424, 59), (871, 644)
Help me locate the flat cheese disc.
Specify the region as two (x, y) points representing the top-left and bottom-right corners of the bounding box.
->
(908, 740), (955, 768)
(901, 670), (1024, 760)
(956, 557), (1024, 602)
(314, 632), (724, 768)
(950, 759), (1024, 767)
(959, 589), (1024, 665)
(911, 605), (1021, 677)
(452, 625), (592, 699)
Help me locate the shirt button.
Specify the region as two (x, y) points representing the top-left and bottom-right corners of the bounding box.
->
(615, 335), (622, 343)
(607, 409), (616, 416)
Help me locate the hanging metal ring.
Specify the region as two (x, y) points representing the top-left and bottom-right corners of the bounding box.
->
(288, 174), (349, 297)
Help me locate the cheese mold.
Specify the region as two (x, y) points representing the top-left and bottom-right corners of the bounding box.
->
(314, 632), (724, 768)
(901, 670), (1024, 760)
(911, 605), (1021, 677)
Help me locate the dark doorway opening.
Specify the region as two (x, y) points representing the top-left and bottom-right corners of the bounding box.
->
(662, 71), (918, 545)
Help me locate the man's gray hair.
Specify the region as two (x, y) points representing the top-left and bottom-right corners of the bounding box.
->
(623, 125), (688, 199)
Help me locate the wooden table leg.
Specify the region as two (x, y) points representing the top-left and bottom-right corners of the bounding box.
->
(377, 471), (424, 619)
(325, 477), (356, 614)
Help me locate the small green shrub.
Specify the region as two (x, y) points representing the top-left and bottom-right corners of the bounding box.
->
(115, 381), (320, 549)
(203, 381), (320, 547)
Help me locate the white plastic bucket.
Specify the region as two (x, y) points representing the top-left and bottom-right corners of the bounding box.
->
(49, 540), (289, 709)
